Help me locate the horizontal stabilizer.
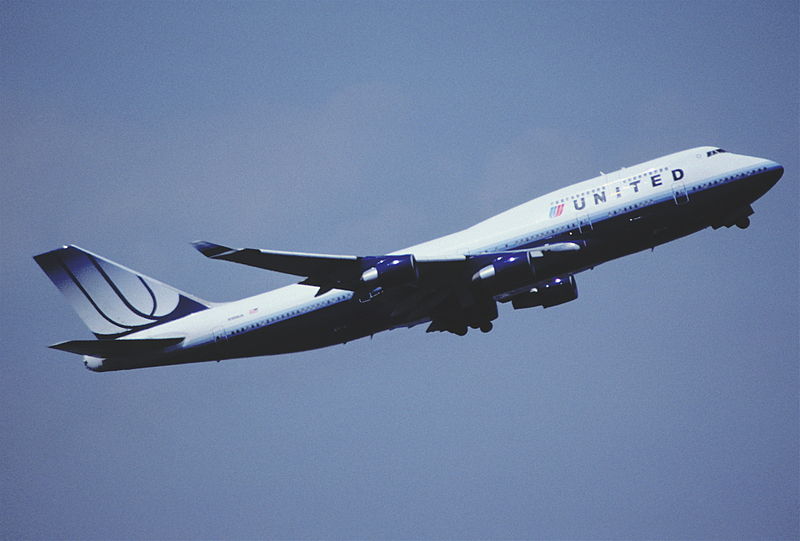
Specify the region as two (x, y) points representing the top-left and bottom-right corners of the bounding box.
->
(49, 337), (184, 357)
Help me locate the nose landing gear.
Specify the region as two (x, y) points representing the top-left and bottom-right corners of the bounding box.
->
(712, 205), (754, 230)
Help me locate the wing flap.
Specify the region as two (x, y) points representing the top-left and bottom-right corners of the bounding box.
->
(49, 337), (185, 357)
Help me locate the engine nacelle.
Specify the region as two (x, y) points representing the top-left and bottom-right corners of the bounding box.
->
(510, 275), (578, 309)
(360, 255), (419, 290)
(472, 253), (537, 294)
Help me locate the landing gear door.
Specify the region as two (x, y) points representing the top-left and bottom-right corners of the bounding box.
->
(672, 181), (689, 205)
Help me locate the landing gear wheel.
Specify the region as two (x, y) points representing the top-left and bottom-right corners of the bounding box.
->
(479, 321), (494, 333)
(736, 216), (750, 229)
(453, 325), (468, 336)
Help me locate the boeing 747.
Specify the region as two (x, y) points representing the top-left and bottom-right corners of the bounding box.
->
(34, 146), (783, 371)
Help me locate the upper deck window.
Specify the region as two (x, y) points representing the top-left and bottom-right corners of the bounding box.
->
(706, 148), (727, 157)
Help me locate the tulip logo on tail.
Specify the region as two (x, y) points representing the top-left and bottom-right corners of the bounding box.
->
(34, 246), (209, 339)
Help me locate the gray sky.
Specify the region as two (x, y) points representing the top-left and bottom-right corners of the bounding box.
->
(2, 1), (798, 539)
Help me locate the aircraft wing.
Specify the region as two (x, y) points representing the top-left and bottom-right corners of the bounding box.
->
(193, 241), (363, 277)
(193, 240), (582, 293)
(193, 241), (468, 294)
(194, 239), (585, 333)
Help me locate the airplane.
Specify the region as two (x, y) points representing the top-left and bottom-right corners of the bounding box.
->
(34, 146), (783, 372)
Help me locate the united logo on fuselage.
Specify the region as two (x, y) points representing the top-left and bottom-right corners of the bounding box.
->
(548, 167), (686, 218)
(549, 204), (565, 218)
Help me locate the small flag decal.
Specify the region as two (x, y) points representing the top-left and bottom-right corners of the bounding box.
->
(549, 204), (564, 218)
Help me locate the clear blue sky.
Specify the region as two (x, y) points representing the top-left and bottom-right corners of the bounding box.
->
(2, 1), (798, 539)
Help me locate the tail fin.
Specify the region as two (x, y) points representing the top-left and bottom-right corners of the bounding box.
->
(34, 245), (211, 339)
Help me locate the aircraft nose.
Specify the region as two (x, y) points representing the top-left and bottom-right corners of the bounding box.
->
(749, 160), (783, 200)
(766, 161), (784, 186)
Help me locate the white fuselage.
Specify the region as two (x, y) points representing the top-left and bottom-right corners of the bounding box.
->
(90, 146), (782, 371)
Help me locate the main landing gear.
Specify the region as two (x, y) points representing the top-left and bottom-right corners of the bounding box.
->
(712, 205), (753, 230)
(454, 321), (494, 336)
(430, 319), (495, 336)
(427, 297), (498, 336)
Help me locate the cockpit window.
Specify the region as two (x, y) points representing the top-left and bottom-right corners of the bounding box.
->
(706, 148), (727, 157)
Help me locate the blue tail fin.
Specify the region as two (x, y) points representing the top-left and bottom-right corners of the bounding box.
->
(34, 245), (211, 339)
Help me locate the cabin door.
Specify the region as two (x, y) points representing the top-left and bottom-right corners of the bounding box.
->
(212, 327), (228, 358)
(672, 181), (690, 205)
(578, 213), (593, 234)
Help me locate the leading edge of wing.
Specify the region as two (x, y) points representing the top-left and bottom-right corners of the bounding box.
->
(192, 241), (361, 278)
(192, 241), (467, 291)
(192, 240), (583, 281)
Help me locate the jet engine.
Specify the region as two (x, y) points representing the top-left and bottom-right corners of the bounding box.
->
(509, 275), (578, 309)
(472, 253), (537, 294)
(360, 255), (419, 288)
(358, 255), (419, 301)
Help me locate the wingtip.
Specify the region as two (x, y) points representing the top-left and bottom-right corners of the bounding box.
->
(191, 241), (231, 258)
(33, 244), (71, 261)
